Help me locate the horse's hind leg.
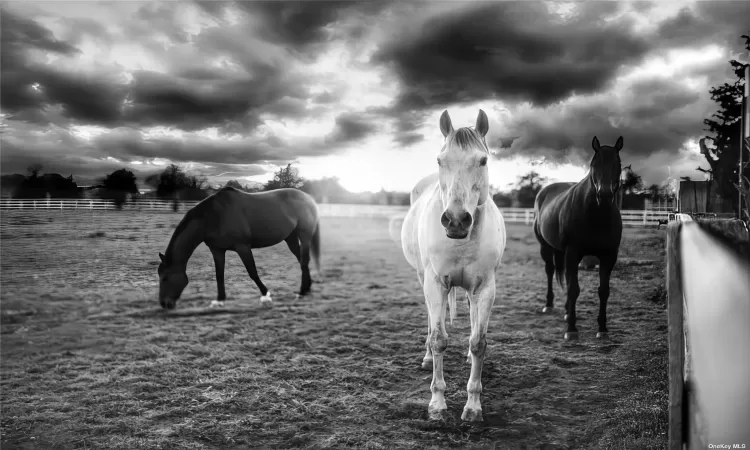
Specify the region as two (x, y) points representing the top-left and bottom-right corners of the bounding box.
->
(236, 246), (272, 303)
(596, 251), (617, 340)
(285, 231), (302, 263)
(540, 243), (555, 313)
(209, 247), (226, 308)
(296, 238), (313, 297)
(564, 249), (582, 340)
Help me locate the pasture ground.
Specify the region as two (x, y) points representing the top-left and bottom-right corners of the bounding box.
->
(1, 210), (668, 449)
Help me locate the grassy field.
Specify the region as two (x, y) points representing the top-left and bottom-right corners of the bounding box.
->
(1, 210), (668, 449)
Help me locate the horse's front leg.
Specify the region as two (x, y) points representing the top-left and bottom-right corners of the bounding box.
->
(417, 271), (434, 370)
(462, 277), (495, 422)
(423, 273), (449, 419)
(236, 246), (272, 304)
(209, 247), (226, 308)
(564, 249), (582, 340)
(596, 251), (618, 339)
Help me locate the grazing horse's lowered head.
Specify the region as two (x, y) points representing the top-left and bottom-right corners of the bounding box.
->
(589, 136), (623, 206)
(158, 252), (187, 309)
(437, 109), (491, 239)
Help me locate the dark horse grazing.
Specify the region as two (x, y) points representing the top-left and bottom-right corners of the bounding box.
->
(534, 136), (624, 340)
(157, 186), (321, 309)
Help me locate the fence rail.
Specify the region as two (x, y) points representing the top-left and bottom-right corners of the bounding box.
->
(666, 218), (750, 449)
(0, 199), (675, 227)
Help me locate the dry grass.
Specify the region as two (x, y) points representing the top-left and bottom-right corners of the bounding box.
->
(1, 210), (668, 449)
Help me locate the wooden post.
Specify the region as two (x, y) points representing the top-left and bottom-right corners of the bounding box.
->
(666, 221), (685, 450)
(642, 209), (648, 226)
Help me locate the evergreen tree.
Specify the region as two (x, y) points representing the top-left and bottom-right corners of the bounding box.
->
(700, 34), (749, 214)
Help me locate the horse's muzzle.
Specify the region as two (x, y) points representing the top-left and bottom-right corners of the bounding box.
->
(160, 297), (176, 309)
(596, 193), (615, 206)
(441, 210), (472, 239)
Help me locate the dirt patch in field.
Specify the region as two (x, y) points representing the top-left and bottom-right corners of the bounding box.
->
(1, 211), (667, 449)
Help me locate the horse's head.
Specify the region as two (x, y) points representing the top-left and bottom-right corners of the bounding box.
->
(589, 136), (623, 206)
(157, 252), (188, 309)
(436, 109), (491, 239)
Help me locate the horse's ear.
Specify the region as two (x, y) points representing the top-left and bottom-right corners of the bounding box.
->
(615, 136), (624, 151)
(439, 110), (454, 137)
(592, 136), (601, 153)
(475, 109), (489, 137)
(159, 252), (165, 262)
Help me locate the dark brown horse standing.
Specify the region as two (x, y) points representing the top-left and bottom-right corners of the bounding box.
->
(534, 136), (624, 340)
(157, 186), (321, 309)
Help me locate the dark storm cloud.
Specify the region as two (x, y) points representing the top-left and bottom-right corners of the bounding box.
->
(324, 112), (378, 145)
(494, 76), (712, 169)
(123, 70), (267, 131)
(393, 132), (424, 147)
(657, 2), (750, 48)
(373, 2), (651, 112)
(235, 1), (393, 50)
(1, 9), (126, 126)
(0, 5), (326, 133)
(92, 128), (291, 166)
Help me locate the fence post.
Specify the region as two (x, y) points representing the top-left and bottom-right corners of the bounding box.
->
(524, 210), (530, 225)
(642, 209), (647, 226)
(666, 222), (685, 450)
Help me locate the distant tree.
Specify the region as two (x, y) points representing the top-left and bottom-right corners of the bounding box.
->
(511, 171), (547, 207)
(224, 179), (243, 190)
(492, 192), (513, 208)
(98, 168), (139, 209)
(700, 34), (749, 215)
(13, 165), (79, 199)
(151, 164), (209, 210)
(264, 163), (305, 191)
(300, 176), (349, 203)
(621, 167), (644, 194)
(646, 184), (662, 202)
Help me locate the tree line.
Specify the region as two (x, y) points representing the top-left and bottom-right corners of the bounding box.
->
(3, 159), (664, 210)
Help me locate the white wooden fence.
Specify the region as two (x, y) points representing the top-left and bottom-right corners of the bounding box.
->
(0, 198), (672, 227)
(667, 217), (750, 448)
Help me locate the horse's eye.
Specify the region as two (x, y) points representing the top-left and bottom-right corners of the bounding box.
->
(479, 156), (488, 167)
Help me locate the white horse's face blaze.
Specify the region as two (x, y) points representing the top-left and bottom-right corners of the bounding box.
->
(158, 253), (188, 309)
(436, 109), (491, 239)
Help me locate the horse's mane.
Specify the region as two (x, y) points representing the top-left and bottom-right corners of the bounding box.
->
(164, 209), (197, 264)
(446, 127), (489, 154)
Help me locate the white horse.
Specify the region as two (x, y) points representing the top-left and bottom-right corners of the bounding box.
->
(400, 109), (506, 422)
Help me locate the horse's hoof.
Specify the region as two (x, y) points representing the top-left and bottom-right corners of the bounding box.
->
(260, 292), (272, 304)
(596, 332), (609, 340)
(428, 406), (448, 421)
(564, 332), (579, 341)
(209, 300), (225, 308)
(421, 358), (433, 370)
(542, 306), (554, 314)
(461, 407), (483, 422)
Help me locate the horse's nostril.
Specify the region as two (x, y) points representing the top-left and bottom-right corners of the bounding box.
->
(459, 212), (473, 228)
(440, 212), (451, 228)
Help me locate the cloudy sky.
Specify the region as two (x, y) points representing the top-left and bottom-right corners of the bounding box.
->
(1, 1), (748, 193)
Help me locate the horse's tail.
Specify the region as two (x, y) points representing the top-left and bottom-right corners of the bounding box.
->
(554, 250), (566, 290)
(388, 214), (404, 246)
(311, 221), (322, 278)
(448, 287), (457, 326)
